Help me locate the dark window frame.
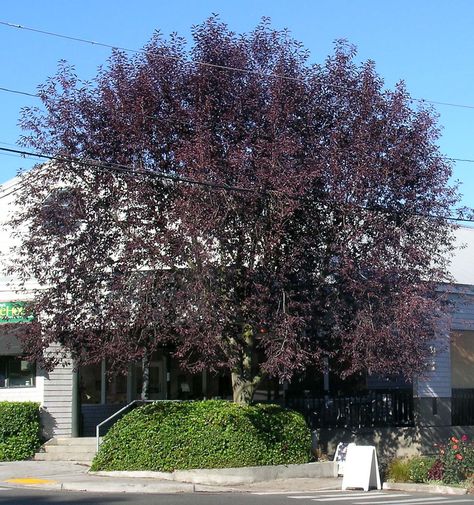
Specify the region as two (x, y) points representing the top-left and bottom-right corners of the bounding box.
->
(0, 356), (36, 388)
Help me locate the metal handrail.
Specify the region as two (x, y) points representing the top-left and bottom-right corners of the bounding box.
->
(95, 399), (155, 452)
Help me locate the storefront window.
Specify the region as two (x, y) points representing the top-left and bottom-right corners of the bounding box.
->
(106, 370), (128, 404)
(79, 363), (102, 404)
(133, 352), (165, 400)
(0, 356), (35, 388)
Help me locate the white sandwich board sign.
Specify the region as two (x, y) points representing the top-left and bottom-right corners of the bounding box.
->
(341, 444), (381, 491)
(334, 442), (356, 476)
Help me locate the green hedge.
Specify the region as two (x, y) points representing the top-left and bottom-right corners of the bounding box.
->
(91, 400), (312, 471)
(0, 402), (41, 461)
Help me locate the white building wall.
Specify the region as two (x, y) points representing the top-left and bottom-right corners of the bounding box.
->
(0, 373), (44, 403)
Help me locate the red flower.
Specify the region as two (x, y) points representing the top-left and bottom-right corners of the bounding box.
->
(453, 444), (459, 450)
(462, 435), (469, 442)
(452, 437), (459, 443)
(456, 453), (463, 461)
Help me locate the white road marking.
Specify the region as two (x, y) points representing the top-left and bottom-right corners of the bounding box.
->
(252, 488), (341, 494)
(418, 501), (474, 504)
(420, 501), (474, 504)
(288, 497), (337, 500)
(357, 498), (454, 504)
(254, 489), (342, 496)
(311, 494), (407, 501)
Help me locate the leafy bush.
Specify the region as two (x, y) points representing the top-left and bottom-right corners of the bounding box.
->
(387, 458), (411, 483)
(91, 400), (312, 471)
(408, 456), (436, 483)
(0, 402), (41, 461)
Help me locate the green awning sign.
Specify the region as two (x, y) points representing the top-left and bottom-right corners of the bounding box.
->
(0, 302), (33, 324)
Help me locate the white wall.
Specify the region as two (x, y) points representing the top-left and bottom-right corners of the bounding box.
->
(0, 372), (45, 404)
(449, 226), (474, 286)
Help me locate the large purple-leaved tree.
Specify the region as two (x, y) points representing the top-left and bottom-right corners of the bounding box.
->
(10, 17), (458, 403)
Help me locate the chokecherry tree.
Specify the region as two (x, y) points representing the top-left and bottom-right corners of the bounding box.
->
(10, 17), (458, 403)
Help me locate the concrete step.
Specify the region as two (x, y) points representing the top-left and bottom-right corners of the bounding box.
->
(40, 445), (96, 455)
(34, 437), (97, 463)
(45, 437), (96, 446)
(34, 452), (94, 463)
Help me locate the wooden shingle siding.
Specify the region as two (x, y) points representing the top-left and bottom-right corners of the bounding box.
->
(416, 288), (474, 398)
(415, 328), (452, 398)
(415, 343), (451, 398)
(444, 287), (474, 331)
(42, 354), (74, 437)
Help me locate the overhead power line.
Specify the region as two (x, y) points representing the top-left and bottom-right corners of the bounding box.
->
(3, 20), (474, 111)
(1, 121), (474, 167)
(0, 146), (255, 194)
(0, 86), (38, 98)
(0, 21), (141, 54)
(0, 144), (473, 224)
(415, 99), (474, 111)
(0, 20), (298, 82)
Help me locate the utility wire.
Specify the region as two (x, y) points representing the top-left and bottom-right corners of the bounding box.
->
(2, 20), (474, 110)
(0, 20), (296, 81)
(0, 86), (38, 98)
(0, 146), (256, 194)
(0, 21), (141, 54)
(0, 145), (473, 224)
(2, 129), (474, 170)
(415, 98), (474, 111)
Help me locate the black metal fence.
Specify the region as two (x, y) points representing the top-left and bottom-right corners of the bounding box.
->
(281, 389), (414, 429)
(452, 389), (474, 426)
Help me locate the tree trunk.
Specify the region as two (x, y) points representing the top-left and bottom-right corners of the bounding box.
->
(141, 350), (150, 401)
(231, 371), (259, 404)
(230, 326), (261, 404)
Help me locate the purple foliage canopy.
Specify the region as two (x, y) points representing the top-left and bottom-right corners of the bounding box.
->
(10, 17), (458, 402)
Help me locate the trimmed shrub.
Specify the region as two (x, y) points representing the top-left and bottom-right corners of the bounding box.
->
(91, 400), (312, 471)
(0, 402), (41, 461)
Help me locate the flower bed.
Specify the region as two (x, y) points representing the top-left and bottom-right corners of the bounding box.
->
(430, 435), (474, 485)
(388, 435), (474, 489)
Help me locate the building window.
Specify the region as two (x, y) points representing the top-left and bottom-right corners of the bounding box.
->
(79, 363), (102, 404)
(0, 356), (36, 388)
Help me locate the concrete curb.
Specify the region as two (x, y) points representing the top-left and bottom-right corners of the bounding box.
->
(91, 461), (338, 486)
(383, 482), (468, 495)
(0, 481), (198, 494)
(60, 481), (197, 494)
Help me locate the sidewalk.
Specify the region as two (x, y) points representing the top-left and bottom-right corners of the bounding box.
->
(0, 460), (342, 494)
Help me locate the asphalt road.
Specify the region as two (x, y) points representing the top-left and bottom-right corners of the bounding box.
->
(1, 488), (474, 505)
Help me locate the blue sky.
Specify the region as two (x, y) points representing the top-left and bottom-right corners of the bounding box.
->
(1, 0), (474, 208)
